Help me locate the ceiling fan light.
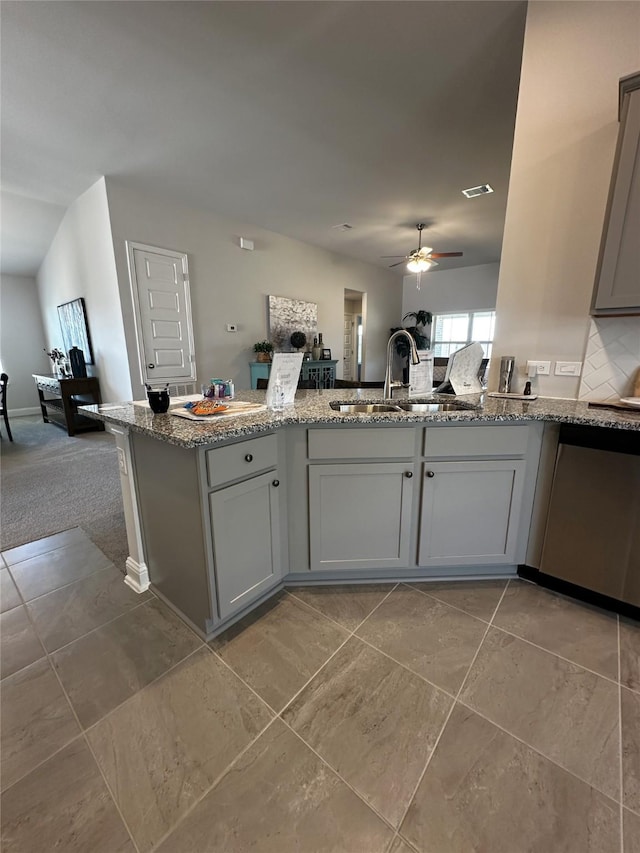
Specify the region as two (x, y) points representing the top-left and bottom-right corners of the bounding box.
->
(407, 257), (433, 273)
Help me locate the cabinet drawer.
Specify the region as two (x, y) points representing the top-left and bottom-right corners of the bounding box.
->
(308, 427), (415, 459)
(424, 424), (529, 458)
(206, 434), (278, 488)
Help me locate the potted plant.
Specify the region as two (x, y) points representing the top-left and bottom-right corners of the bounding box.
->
(389, 310), (432, 381)
(253, 340), (274, 363)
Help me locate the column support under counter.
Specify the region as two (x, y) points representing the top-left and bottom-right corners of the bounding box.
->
(110, 425), (150, 593)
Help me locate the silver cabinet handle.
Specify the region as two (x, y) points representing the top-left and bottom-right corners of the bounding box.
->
(405, 471), (413, 478)
(245, 454), (253, 462)
(426, 470), (435, 478)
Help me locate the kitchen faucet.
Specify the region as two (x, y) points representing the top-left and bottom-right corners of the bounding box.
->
(384, 329), (420, 399)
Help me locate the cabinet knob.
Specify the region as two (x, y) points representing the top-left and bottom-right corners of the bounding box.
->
(426, 470), (435, 478)
(272, 479), (280, 487)
(244, 453), (253, 462)
(405, 471), (413, 478)
(147, 363), (155, 369)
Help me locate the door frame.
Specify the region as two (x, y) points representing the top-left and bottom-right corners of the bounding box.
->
(126, 241), (197, 386)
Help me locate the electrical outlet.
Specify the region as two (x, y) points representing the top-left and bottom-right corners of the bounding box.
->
(555, 361), (582, 377)
(526, 360), (550, 375)
(226, 324), (237, 332)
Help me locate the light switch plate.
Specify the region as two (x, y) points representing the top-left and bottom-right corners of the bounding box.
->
(555, 361), (582, 377)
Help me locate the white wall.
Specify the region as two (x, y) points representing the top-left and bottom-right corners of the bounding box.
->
(104, 180), (401, 399)
(0, 274), (50, 413)
(492, 1), (640, 398)
(402, 262), (499, 341)
(37, 178), (132, 403)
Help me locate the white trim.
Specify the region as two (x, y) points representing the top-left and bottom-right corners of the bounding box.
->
(124, 556), (150, 593)
(8, 407), (41, 417)
(125, 241), (197, 386)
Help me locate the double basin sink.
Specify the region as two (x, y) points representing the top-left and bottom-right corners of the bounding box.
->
(329, 399), (478, 414)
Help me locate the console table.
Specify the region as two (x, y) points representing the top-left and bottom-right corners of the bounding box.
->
(33, 374), (104, 436)
(249, 360), (337, 390)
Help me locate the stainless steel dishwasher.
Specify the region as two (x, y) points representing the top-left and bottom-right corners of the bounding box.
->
(539, 425), (640, 608)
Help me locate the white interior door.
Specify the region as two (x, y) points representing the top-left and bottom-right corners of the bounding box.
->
(127, 242), (196, 385)
(343, 313), (353, 380)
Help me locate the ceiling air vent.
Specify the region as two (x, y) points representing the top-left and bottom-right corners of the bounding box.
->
(462, 184), (494, 198)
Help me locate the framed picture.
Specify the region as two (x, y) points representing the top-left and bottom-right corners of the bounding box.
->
(57, 298), (94, 364)
(321, 348), (332, 360)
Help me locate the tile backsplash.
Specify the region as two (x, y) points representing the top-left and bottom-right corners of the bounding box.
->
(578, 316), (640, 401)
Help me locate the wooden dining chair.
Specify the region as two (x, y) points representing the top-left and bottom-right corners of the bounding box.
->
(0, 373), (13, 441)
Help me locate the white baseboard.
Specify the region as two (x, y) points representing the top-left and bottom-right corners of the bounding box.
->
(8, 407), (41, 417)
(124, 556), (150, 593)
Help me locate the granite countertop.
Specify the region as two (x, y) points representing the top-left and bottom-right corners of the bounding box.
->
(79, 389), (640, 449)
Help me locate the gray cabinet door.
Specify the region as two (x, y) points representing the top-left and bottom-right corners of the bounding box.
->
(418, 460), (525, 567)
(209, 471), (282, 619)
(592, 83), (640, 313)
(309, 462), (414, 571)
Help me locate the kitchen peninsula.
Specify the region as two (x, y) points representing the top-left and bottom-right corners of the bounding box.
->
(82, 390), (640, 640)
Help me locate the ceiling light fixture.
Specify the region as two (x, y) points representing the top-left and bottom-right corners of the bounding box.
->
(406, 256), (435, 273)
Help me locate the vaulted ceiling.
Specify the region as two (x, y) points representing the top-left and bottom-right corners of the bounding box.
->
(1, 1), (527, 277)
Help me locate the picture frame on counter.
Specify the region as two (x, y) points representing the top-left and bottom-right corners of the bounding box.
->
(321, 348), (332, 360)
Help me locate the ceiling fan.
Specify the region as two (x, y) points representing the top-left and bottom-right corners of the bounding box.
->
(382, 223), (463, 272)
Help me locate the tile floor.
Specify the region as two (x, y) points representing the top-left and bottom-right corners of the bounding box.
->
(1, 528), (638, 852)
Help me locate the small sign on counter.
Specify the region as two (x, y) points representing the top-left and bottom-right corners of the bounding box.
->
(409, 350), (434, 397)
(266, 353), (303, 410)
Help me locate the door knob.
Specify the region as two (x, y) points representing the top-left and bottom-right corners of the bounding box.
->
(426, 470), (435, 478)
(148, 363), (155, 369)
(405, 471), (413, 478)
(272, 479), (280, 487)
(245, 454), (253, 462)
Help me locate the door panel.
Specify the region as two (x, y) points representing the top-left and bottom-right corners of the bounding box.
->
(418, 460), (525, 566)
(209, 471), (282, 619)
(128, 242), (196, 384)
(309, 462), (414, 570)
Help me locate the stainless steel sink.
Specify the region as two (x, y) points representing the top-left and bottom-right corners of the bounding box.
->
(330, 403), (401, 413)
(396, 401), (476, 412)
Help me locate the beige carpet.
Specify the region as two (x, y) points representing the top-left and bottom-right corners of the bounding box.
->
(1, 416), (128, 569)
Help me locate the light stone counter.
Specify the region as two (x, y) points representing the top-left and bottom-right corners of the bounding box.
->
(81, 389), (640, 449)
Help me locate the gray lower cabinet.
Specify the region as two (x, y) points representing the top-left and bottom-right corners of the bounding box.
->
(209, 470), (282, 619)
(308, 462), (415, 571)
(418, 459), (526, 567)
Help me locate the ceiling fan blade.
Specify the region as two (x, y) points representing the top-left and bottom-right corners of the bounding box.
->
(388, 260), (406, 268)
(380, 255), (408, 258)
(429, 252), (463, 258)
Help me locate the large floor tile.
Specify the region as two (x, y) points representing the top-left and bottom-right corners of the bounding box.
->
(390, 837), (416, 853)
(460, 627), (619, 799)
(0, 605), (44, 679)
(155, 719), (394, 853)
(1, 738), (134, 853)
(1, 527), (87, 566)
(0, 570), (21, 613)
(622, 686), (640, 812)
(27, 566), (150, 651)
(408, 579), (506, 621)
(401, 703), (620, 853)
(493, 580), (618, 679)
(88, 647), (273, 852)
(210, 593), (348, 710)
(287, 583), (393, 630)
(10, 537), (113, 601)
(625, 809), (640, 853)
(1, 658), (80, 792)
(621, 617), (640, 693)
(356, 585), (486, 694)
(52, 598), (201, 727)
(283, 637), (452, 826)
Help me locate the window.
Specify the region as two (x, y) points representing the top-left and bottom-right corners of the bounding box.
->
(431, 310), (496, 358)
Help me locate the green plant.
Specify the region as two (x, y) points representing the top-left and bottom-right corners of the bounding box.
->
(253, 340), (274, 354)
(389, 310), (432, 359)
(290, 331), (307, 351)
